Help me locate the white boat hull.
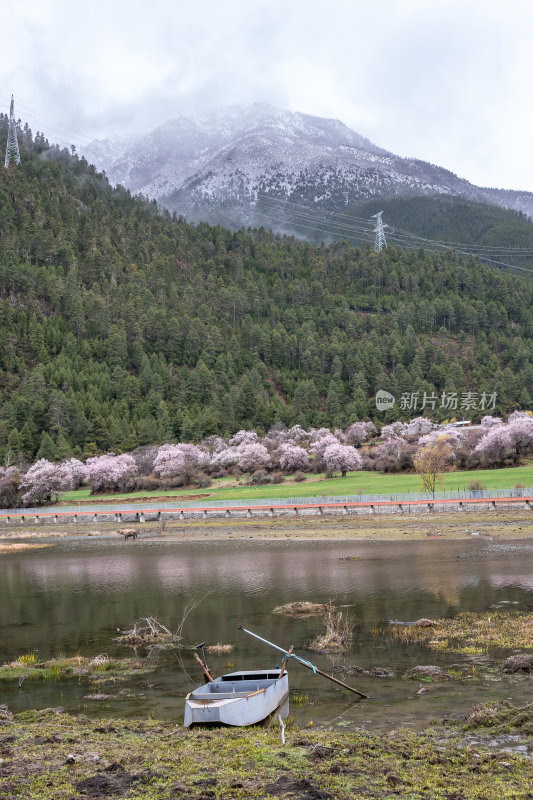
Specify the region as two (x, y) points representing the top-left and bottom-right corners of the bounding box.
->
(184, 669), (289, 727)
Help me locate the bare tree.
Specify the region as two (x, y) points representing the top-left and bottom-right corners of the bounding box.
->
(413, 436), (455, 495)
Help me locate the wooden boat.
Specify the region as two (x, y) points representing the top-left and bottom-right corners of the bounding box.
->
(184, 668), (289, 727)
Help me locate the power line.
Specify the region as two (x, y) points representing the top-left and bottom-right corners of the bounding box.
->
(0, 94), (127, 162)
(257, 193), (533, 255)
(255, 195), (533, 275)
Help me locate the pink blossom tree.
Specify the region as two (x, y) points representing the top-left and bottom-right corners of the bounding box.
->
(279, 444), (310, 472)
(210, 447), (239, 470)
(210, 443), (272, 473)
(508, 411), (532, 423)
(375, 436), (407, 460)
(474, 426), (510, 466)
(229, 430), (258, 446)
(310, 433), (339, 456)
(62, 458), (85, 488)
(506, 417), (533, 462)
(309, 427), (333, 442)
(200, 435), (227, 454)
(418, 427), (465, 453)
(322, 443), (363, 477)
(404, 417), (434, 437)
(20, 459), (75, 505)
(481, 415), (503, 429)
(285, 425), (308, 442)
(153, 444), (209, 479)
(345, 421), (377, 446)
(84, 453), (138, 494)
(380, 421), (405, 439)
(235, 443), (271, 473)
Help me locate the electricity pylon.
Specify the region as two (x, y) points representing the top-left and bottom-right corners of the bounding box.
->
(371, 211), (387, 252)
(4, 95), (21, 168)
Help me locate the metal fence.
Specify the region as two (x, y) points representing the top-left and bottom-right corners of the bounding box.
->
(3, 486), (532, 516)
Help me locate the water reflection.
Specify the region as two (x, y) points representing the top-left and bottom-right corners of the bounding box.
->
(1, 537), (532, 728)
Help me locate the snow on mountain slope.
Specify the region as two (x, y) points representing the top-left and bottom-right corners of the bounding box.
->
(82, 103), (533, 230)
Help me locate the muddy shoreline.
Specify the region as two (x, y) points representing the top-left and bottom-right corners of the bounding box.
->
(1, 508), (533, 546)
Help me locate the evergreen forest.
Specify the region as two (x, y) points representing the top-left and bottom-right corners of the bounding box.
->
(0, 117), (532, 462)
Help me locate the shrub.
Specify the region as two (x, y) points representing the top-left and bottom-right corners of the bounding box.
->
(468, 480), (486, 492)
(134, 476), (162, 492)
(293, 471), (307, 482)
(249, 469), (272, 485)
(194, 472), (212, 488)
(166, 474), (188, 488)
(271, 471), (284, 484)
(0, 467), (21, 509)
(210, 469), (228, 479)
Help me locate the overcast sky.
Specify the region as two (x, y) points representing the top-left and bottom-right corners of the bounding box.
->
(3, 0), (532, 191)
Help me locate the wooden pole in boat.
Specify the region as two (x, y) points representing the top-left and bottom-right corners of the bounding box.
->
(239, 626), (369, 700)
(194, 651), (214, 682)
(279, 645), (294, 677)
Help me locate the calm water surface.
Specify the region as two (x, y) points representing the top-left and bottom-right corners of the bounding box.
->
(1, 535), (532, 730)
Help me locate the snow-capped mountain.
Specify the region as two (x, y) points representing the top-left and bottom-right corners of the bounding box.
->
(83, 103), (533, 231)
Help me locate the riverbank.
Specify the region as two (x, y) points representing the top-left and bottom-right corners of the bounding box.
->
(1, 707), (532, 799)
(1, 508), (533, 544)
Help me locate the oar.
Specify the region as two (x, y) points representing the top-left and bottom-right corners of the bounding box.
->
(238, 626), (369, 700)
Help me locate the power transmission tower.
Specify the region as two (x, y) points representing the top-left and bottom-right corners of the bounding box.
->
(371, 211), (387, 252)
(4, 95), (21, 168)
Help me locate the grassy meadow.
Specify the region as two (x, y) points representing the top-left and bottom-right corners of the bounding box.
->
(59, 463), (533, 505)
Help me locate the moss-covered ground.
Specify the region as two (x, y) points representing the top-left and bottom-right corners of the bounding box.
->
(388, 611), (533, 655)
(0, 655), (154, 684)
(1, 708), (532, 799)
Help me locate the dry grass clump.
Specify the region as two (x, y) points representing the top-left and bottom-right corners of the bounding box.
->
(273, 601), (328, 617)
(114, 617), (183, 648)
(206, 643), (234, 655)
(388, 610), (533, 655)
(0, 543), (51, 553)
(464, 701), (533, 733)
(503, 653), (533, 673)
(309, 602), (354, 653)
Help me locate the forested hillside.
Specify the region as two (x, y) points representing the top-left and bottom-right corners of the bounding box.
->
(0, 120), (532, 462)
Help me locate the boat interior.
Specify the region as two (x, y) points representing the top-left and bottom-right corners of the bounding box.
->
(190, 670), (284, 700)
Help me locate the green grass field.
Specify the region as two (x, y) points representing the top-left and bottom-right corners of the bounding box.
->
(59, 463), (533, 505)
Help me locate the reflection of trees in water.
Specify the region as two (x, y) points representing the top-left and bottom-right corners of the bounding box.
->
(0, 541), (532, 663)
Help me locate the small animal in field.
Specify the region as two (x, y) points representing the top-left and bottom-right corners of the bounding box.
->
(119, 529), (138, 541)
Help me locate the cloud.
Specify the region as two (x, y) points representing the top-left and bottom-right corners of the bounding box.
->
(2, 0), (533, 190)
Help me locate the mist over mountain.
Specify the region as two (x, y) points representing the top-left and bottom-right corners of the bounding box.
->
(83, 103), (533, 233)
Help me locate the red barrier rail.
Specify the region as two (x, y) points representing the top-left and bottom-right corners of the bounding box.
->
(1, 495), (532, 519)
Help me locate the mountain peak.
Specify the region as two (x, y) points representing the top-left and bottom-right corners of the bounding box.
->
(82, 105), (533, 230)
